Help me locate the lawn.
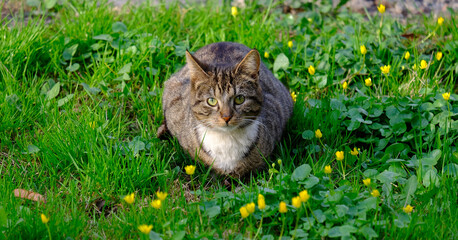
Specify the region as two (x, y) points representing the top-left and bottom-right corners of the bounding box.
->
(0, 0), (457, 239)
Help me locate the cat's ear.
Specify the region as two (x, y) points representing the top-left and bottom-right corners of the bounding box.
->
(235, 49), (260, 79)
(186, 50), (209, 80)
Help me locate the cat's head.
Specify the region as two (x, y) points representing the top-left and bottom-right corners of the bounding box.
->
(186, 49), (263, 131)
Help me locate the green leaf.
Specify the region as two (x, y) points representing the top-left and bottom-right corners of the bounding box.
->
(376, 170), (400, 184)
(81, 83), (101, 95)
(291, 164), (312, 182)
(63, 44), (78, 61)
(22, 144), (40, 154)
(335, 205), (349, 218)
(57, 94), (74, 107)
(26, 0), (40, 7)
(359, 225), (378, 239)
(328, 225), (357, 237)
(0, 206), (7, 228)
(299, 176), (319, 188)
(358, 197), (377, 211)
(301, 130), (314, 140)
(204, 206), (221, 219)
(273, 53), (289, 72)
(44, 0), (57, 9)
(443, 163), (458, 177)
(118, 63), (132, 74)
(403, 175), (417, 204)
(313, 209), (326, 223)
(46, 82), (60, 100)
(315, 75), (327, 88)
(66, 63), (80, 72)
(420, 149), (441, 166)
(149, 231), (162, 240)
(423, 168), (440, 188)
(171, 231), (185, 240)
(330, 99), (347, 111)
(128, 138), (145, 155)
(112, 21), (128, 33)
(347, 120), (361, 131)
(93, 34), (113, 42)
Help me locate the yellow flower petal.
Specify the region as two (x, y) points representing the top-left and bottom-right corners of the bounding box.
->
(403, 205), (413, 214)
(288, 41), (293, 48)
(335, 151), (344, 161)
(363, 178), (371, 186)
(324, 165), (332, 174)
(420, 60), (428, 69)
(290, 92), (297, 102)
(257, 194), (266, 210)
(377, 4), (385, 14)
(246, 202), (255, 214)
(308, 65), (315, 75)
(156, 191), (167, 201)
(436, 52), (443, 61)
(380, 65), (391, 74)
(240, 206), (249, 218)
(360, 45), (367, 55)
(315, 129), (322, 139)
(150, 199), (162, 209)
(350, 147), (359, 156)
(342, 81), (348, 90)
(438, 17), (444, 26)
(264, 52), (269, 58)
(123, 193), (135, 204)
(138, 224), (153, 234)
(442, 92), (450, 101)
(231, 6), (238, 17)
(365, 78), (372, 87)
(299, 190), (310, 202)
(404, 51), (410, 60)
(292, 196), (301, 208)
(41, 214), (49, 224)
(371, 189), (380, 197)
(185, 165), (196, 175)
(279, 201), (287, 213)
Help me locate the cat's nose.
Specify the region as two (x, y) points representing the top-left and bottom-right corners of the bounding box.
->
(221, 115), (232, 123)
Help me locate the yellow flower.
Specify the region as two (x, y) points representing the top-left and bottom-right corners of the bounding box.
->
(324, 165), (332, 174)
(150, 199), (162, 209)
(123, 193), (135, 204)
(371, 189), (380, 197)
(240, 206), (249, 218)
(412, 64), (417, 70)
(350, 147), (359, 156)
(438, 17), (444, 26)
(308, 65), (315, 75)
(156, 191), (167, 201)
(41, 214), (49, 224)
(404, 51), (410, 60)
(292, 196), (301, 208)
(288, 41), (293, 48)
(360, 45), (367, 55)
(363, 178), (371, 186)
(277, 159), (282, 165)
(365, 78), (372, 87)
(420, 60), (428, 69)
(185, 165), (196, 175)
(342, 81), (348, 90)
(436, 52), (443, 61)
(380, 65), (390, 74)
(264, 52), (269, 58)
(335, 151), (344, 161)
(246, 202), (255, 214)
(403, 205), (413, 214)
(291, 92), (297, 102)
(231, 6), (238, 17)
(442, 92), (450, 101)
(89, 121), (96, 129)
(315, 129), (322, 139)
(377, 4), (385, 14)
(279, 201), (287, 213)
(257, 194), (266, 210)
(138, 225), (153, 234)
(299, 190), (310, 202)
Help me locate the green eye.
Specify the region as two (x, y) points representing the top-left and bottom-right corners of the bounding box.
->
(234, 95), (245, 105)
(207, 97), (218, 106)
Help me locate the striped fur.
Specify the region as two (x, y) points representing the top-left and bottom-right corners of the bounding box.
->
(160, 42), (293, 177)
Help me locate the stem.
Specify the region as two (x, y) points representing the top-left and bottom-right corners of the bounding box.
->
(191, 177), (203, 226)
(253, 213), (264, 240)
(278, 214), (286, 240)
(46, 224), (52, 240)
(340, 160), (345, 180)
(291, 209), (300, 240)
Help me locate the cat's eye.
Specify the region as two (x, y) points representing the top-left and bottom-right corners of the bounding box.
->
(207, 97), (218, 106)
(234, 95), (245, 105)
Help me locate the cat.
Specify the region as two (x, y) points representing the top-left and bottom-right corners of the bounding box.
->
(158, 42), (293, 177)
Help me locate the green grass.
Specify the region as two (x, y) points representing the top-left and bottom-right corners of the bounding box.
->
(1, 0), (457, 239)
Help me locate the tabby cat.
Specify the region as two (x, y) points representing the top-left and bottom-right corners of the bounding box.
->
(159, 42), (293, 177)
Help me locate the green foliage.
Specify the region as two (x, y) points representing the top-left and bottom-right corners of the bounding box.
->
(0, 0), (457, 239)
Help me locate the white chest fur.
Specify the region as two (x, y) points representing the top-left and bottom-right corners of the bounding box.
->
(197, 122), (259, 173)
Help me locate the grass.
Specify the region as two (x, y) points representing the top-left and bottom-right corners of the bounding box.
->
(0, 0), (457, 239)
